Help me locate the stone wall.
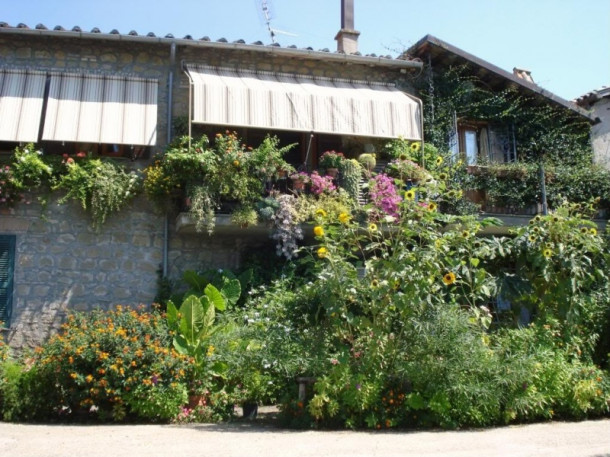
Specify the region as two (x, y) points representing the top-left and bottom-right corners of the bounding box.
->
(0, 194), (165, 350)
(592, 97), (610, 169)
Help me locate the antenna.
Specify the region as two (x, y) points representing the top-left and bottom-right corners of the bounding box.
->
(261, 0), (276, 43)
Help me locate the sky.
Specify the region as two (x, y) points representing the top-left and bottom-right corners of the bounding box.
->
(2, 0), (609, 101)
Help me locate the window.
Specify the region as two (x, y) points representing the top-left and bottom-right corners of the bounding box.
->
(0, 235), (15, 328)
(457, 120), (517, 164)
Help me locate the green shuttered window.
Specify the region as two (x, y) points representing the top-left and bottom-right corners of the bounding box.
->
(0, 235), (15, 327)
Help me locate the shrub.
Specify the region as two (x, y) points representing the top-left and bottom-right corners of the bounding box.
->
(23, 306), (193, 422)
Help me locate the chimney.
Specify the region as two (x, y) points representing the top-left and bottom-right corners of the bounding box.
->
(335, 0), (360, 54)
(513, 67), (535, 84)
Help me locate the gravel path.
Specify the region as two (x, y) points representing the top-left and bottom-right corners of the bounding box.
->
(1, 418), (609, 457)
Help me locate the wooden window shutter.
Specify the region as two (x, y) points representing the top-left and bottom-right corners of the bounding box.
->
(0, 235), (16, 327)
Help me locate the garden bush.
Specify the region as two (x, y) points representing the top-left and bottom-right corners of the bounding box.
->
(5, 306), (193, 422)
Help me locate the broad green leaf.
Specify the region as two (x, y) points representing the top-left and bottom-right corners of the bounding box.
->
(179, 295), (205, 343)
(205, 284), (227, 311)
(182, 270), (207, 292)
(470, 258), (480, 268)
(221, 278), (241, 306)
(195, 296), (216, 342)
(172, 334), (189, 355)
(166, 300), (178, 327)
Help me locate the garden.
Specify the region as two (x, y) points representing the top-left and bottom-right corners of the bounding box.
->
(0, 126), (610, 427)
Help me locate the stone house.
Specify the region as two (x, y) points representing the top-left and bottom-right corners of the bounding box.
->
(407, 34), (595, 164)
(0, 14), (423, 349)
(576, 86), (610, 168)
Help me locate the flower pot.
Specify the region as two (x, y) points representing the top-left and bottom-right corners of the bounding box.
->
(291, 178), (306, 191)
(242, 401), (258, 419)
(325, 167), (339, 178)
(188, 394), (207, 409)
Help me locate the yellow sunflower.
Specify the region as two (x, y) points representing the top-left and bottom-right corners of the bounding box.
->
(405, 190), (416, 201)
(410, 142), (421, 152)
(590, 228), (598, 236)
(317, 246), (328, 259)
(233, 160), (240, 167)
(368, 223), (378, 232)
(442, 272), (456, 286)
(315, 209), (327, 218)
(435, 156), (443, 166)
(428, 202), (438, 212)
(542, 248), (553, 259)
(338, 212), (350, 224)
(313, 226), (324, 237)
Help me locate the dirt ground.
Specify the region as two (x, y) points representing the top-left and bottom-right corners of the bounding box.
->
(0, 413), (609, 457)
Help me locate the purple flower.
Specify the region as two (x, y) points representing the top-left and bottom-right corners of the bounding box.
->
(369, 173), (401, 219)
(355, 383), (362, 390)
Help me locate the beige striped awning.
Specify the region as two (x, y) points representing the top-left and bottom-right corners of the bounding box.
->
(42, 73), (158, 146)
(184, 64), (422, 140)
(0, 69), (47, 142)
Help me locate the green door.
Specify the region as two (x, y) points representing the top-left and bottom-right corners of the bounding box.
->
(0, 235), (16, 327)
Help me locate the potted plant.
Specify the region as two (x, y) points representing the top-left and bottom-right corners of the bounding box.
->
(290, 172), (311, 192)
(357, 153), (376, 172)
(319, 150), (345, 178)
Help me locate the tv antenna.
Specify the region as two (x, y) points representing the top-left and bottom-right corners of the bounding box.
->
(259, 0), (298, 44)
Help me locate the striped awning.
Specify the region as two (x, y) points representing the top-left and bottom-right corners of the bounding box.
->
(184, 64), (422, 140)
(0, 69), (46, 142)
(42, 73), (158, 146)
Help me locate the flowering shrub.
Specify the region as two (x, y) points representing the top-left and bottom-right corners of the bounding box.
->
(309, 172), (336, 195)
(368, 173), (401, 219)
(270, 194), (303, 259)
(25, 306), (193, 422)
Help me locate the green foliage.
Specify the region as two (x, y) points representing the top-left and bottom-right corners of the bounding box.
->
(166, 270), (241, 377)
(10, 144), (54, 188)
(54, 158), (141, 229)
(415, 64), (592, 165)
(338, 159), (363, 204)
(10, 306), (192, 422)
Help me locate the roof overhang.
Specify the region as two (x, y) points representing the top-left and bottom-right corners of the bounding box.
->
(407, 34), (596, 123)
(0, 26), (423, 72)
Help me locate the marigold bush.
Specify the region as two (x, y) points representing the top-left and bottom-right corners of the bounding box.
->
(22, 306), (193, 422)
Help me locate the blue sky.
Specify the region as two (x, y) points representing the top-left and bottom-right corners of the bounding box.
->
(2, 0), (608, 100)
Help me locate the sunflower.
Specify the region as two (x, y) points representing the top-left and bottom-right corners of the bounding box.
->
(528, 235), (536, 243)
(542, 248), (552, 259)
(427, 202), (438, 212)
(338, 212), (350, 224)
(315, 208), (327, 218)
(435, 156), (443, 166)
(313, 226), (324, 237)
(461, 230), (470, 238)
(317, 246), (328, 259)
(233, 160), (240, 167)
(368, 223), (378, 232)
(580, 227), (589, 234)
(442, 272), (456, 286)
(410, 142), (421, 152)
(404, 190), (416, 201)
(371, 279), (379, 288)
(438, 172), (448, 180)
(590, 227), (598, 235)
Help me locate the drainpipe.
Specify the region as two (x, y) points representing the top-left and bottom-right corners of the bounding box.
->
(162, 42), (176, 278)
